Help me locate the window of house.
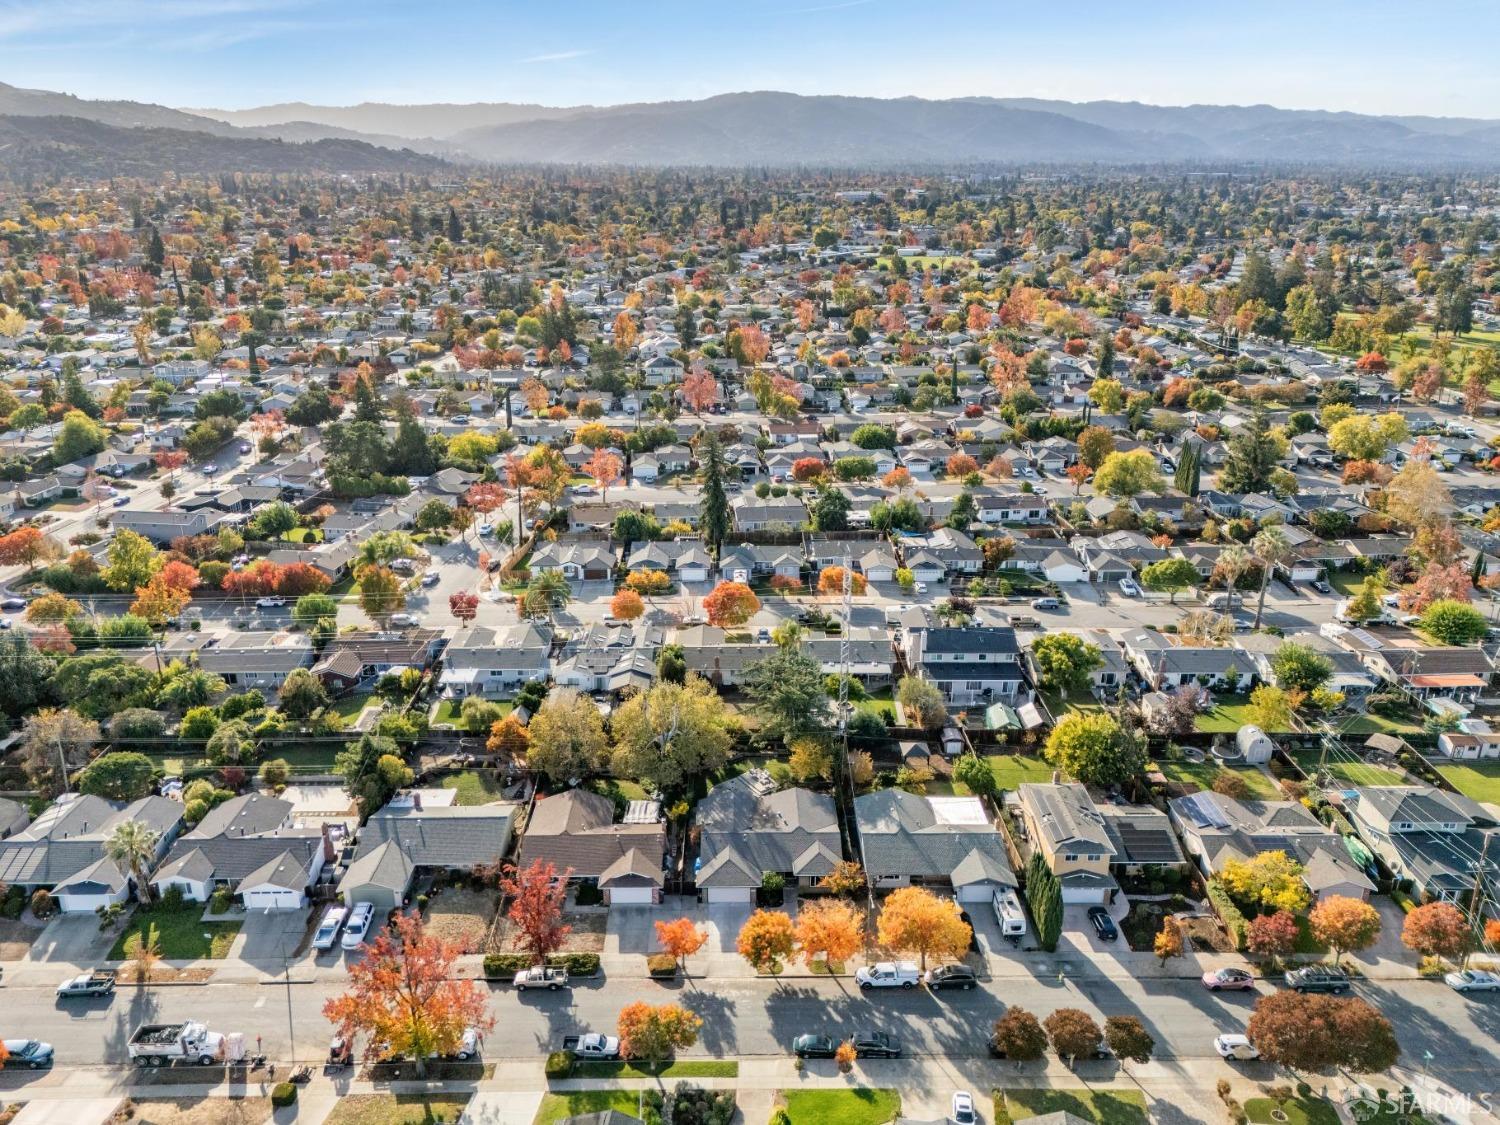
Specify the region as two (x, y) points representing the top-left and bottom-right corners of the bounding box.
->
(967, 681), (983, 691)
(1064, 854), (1077, 862)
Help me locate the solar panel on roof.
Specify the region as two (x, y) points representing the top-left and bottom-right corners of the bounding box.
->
(1115, 825), (1180, 863)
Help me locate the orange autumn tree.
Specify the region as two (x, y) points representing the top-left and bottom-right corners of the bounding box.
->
(487, 714), (529, 758)
(703, 581), (761, 628)
(736, 909), (796, 976)
(322, 911), (493, 1078)
(583, 449), (623, 501)
(817, 567), (868, 596)
(794, 899), (864, 972)
(875, 886), (972, 971)
(130, 575), (191, 626)
(499, 859), (573, 966)
(609, 589), (645, 621)
(617, 1001), (702, 1066)
(654, 917), (709, 974)
(681, 367), (719, 414)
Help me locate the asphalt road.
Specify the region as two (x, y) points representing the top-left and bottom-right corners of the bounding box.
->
(8, 971), (1499, 1088)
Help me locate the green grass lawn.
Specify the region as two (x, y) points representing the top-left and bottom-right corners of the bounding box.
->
(951, 752), (1056, 795)
(1337, 709), (1426, 736)
(1328, 569), (1370, 597)
(282, 527), (324, 544)
(1293, 751), (1407, 787)
(439, 770), (508, 806)
(780, 1089), (902, 1125)
(570, 1059), (737, 1079)
(1196, 695), (1290, 734)
(1294, 914), (1330, 955)
(1040, 689), (1105, 720)
(110, 902), (241, 961)
(1158, 760), (1280, 798)
(1245, 1097), (1340, 1125)
(330, 692), (376, 721)
(257, 742), (342, 771)
(431, 698), (513, 728)
(857, 686), (897, 721)
(995, 1088), (1148, 1125)
(533, 1093), (644, 1125)
(327, 1094), (472, 1125)
(1435, 761), (1500, 804)
(587, 776), (650, 802)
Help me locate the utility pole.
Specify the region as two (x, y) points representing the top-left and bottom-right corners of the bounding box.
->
(1468, 832), (1493, 930)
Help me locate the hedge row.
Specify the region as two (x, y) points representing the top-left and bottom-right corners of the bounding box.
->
(483, 952), (601, 980)
(1206, 879), (1248, 951)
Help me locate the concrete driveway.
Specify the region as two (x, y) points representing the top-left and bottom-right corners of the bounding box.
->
(229, 907), (311, 967)
(24, 914), (117, 966)
(604, 905), (661, 956)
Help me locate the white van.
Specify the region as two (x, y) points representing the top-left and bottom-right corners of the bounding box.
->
(341, 902), (376, 950)
(1205, 592), (1242, 611)
(992, 888), (1028, 938)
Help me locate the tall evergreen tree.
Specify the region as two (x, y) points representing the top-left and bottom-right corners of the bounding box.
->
(353, 375), (384, 424)
(1174, 440), (1201, 496)
(698, 434), (729, 555)
(447, 206), (463, 244)
(1217, 410), (1280, 494)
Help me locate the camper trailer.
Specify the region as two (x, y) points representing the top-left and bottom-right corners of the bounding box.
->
(992, 888), (1027, 937)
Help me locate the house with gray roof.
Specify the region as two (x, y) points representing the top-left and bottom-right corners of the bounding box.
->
(195, 631), (316, 690)
(1347, 786), (1498, 908)
(518, 789), (667, 906)
(0, 793), (183, 914)
(351, 796), (520, 878)
(152, 793), (329, 911)
(338, 840), (416, 913)
(694, 771), (842, 904)
(438, 624), (551, 699)
(1016, 783), (1119, 906)
(854, 789), (1015, 904)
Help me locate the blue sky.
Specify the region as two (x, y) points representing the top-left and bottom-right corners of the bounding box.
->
(2, 0), (1497, 118)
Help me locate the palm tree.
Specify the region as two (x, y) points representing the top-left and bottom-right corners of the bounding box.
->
(1213, 544), (1252, 593)
(106, 820), (161, 906)
(521, 570), (572, 625)
(1251, 526), (1291, 629)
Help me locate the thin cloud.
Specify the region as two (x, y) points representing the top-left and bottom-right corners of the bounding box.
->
(519, 48), (593, 64)
(783, 0), (873, 13)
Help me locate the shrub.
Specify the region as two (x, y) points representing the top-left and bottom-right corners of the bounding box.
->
(544, 1050), (573, 1080)
(770, 1111), (792, 1125)
(648, 953), (679, 978)
(483, 953), (532, 980)
(0, 885), (24, 920)
(28, 889), (56, 919)
(555, 952), (600, 976)
(270, 1082), (297, 1108)
(209, 887), (234, 914)
(1206, 879), (1248, 951)
(160, 884), (186, 910)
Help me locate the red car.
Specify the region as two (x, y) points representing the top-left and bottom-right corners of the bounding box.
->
(1201, 968), (1255, 992)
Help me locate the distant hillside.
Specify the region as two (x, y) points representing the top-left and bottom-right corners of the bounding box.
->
(0, 116), (447, 180)
(0, 80), (233, 133)
(187, 100), (574, 141)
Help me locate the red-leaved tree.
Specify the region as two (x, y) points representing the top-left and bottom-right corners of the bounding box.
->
(499, 860), (573, 967)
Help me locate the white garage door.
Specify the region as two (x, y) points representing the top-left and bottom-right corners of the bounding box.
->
(57, 892), (117, 915)
(703, 887), (753, 905)
(607, 886), (656, 906)
(1061, 885), (1108, 906)
(955, 884), (993, 904)
(244, 888), (304, 911)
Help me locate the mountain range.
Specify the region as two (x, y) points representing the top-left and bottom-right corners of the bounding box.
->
(4, 80), (1500, 174)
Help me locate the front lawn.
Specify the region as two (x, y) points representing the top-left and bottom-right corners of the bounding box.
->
(1292, 752), (1406, 788)
(952, 752), (1056, 795)
(326, 1094), (472, 1125)
(439, 770), (509, 806)
(534, 1093), (643, 1125)
(110, 901), (241, 961)
(780, 1089), (902, 1125)
(571, 1059), (738, 1079)
(995, 1088), (1148, 1125)
(1435, 761), (1500, 804)
(1245, 1097), (1340, 1125)
(1158, 760), (1279, 799)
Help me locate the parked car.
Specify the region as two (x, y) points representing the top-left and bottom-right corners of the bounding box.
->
(514, 967), (569, 992)
(255, 596), (287, 608)
(312, 906), (347, 951)
(56, 970), (116, 999)
(389, 613), (419, 627)
(847, 1031), (902, 1058)
(1118, 578), (1141, 597)
(855, 961), (920, 990)
(3, 1039), (54, 1068)
(238, 443), (252, 454)
(950, 1091), (978, 1125)
(1087, 906), (1118, 943)
(791, 1033), (838, 1059)
(915, 581), (929, 593)
(562, 1032), (620, 1060)
(1201, 968), (1255, 992)
(1214, 1034), (1260, 1061)
(113, 495), (130, 508)
(341, 902), (376, 950)
(0, 618), (9, 630)
(1285, 966), (1351, 994)
(421, 572), (440, 587)
(924, 964), (977, 992)
(0, 597), (26, 611)
(1446, 969), (1500, 993)
(1031, 597), (1061, 611)
(1311, 578), (1332, 594)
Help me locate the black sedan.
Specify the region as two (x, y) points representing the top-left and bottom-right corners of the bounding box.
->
(847, 1031), (902, 1058)
(1088, 907), (1118, 942)
(792, 1034), (839, 1059)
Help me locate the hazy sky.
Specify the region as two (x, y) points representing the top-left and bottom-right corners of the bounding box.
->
(2, 0), (1497, 118)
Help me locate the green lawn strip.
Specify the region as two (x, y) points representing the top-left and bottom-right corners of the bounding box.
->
(326, 1094), (473, 1125)
(1435, 762), (1500, 804)
(330, 692), (376, 721)
(570, 1060), (737, 1079)
(110, 902), (241, 960)
(1195, 695), (1290, 734)
(780, 1088), (902, 1125)
(1291, 752), (1406, 787)
(1158, 760), (1279, 798)
(982, 752), (1056, 791)
(1293, 914), (1330, 955)
(1245, 1097), (1340, 1125)
(534, 1093), (644, 1125)
(257, 742), (342, 771)
(995, 1088), (1148, 1125)
(439, 771), (508, 806)
(587, 776), (650, 802)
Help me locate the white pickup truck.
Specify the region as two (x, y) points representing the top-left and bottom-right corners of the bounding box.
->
(562, 1032), (621, 1060)
(514, 966), (569, 992)
(854, 960), (920, 990)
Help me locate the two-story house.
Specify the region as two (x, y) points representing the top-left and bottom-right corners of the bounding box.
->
(1016, 782), (1119, 905)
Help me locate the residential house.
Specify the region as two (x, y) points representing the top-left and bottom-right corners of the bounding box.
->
(312, 629), (446, 693)
(1168, 791), (1374, 902)
(1347, 786), (1498, 907)
(438, 624), (551, 699)
(342, 793), (521, 908)
(694, 770), (842, 904)
(152, 793), (328, 911)
(855, 789), (1016, 902)
(519, 790), (667, 906)
(195, 632), (315, 691)
(1121, 631), (1251, 691)
(0, 794), (182, 914)
(905, 625), (1026, 704)
(730, 494), (807, 532)
(1015, 783), (1119, 905)
(531, 539), (616, 582)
